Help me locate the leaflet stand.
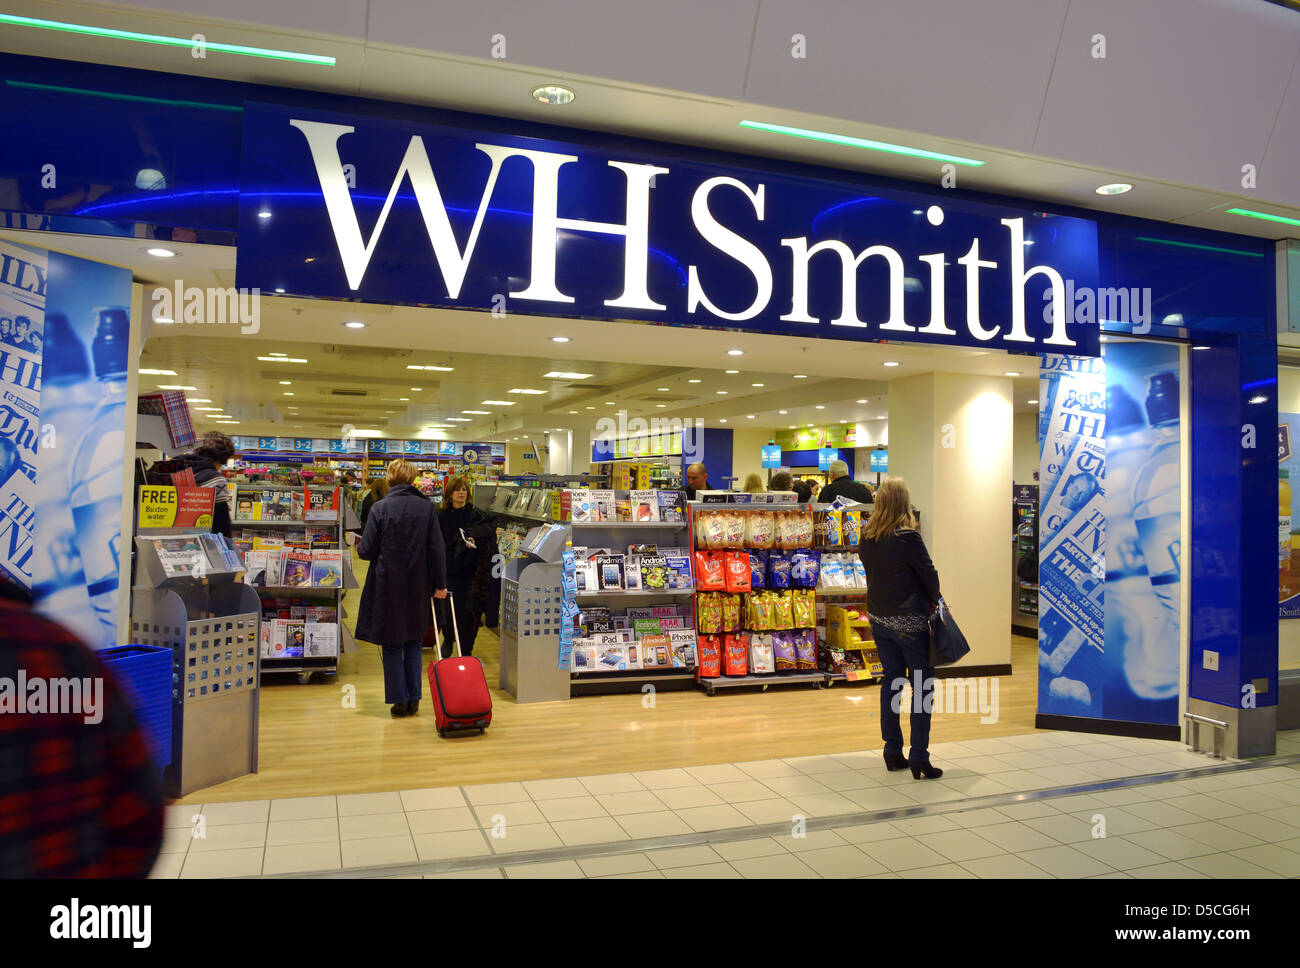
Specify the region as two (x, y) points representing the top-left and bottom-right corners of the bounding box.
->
(499, 524), (572, 703)
(130, 536), (262, 797)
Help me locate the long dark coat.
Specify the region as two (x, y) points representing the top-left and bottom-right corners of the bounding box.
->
(355, 484), (447, 646)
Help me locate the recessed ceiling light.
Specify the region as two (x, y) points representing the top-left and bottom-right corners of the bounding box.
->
(793, 374), (807, 379)
(144, 247), (176, 258)
(157, 384), (197, 390)
(543, 371), (592, 380)
(1192, 345), (1210, 351)
(883, 361), (900, 367)
(716, 391), (728, 395)
(279, 381), (291, 385)
(746, 415), (755, 419)
(877, 416), (886, 420)
(531, 84), (576, 105)
(190, 398), (211, 403)
(788, 425), (795, 429)
(1095, 183), (1133, 196)
(752, 383), (764, 387)
(446, 417), (471, 422)
(1004, 371), (1021, 377)
(410, 387), (422, 391)
(739, 120), (985, 167)
(727, 349), (744, 356)
(815, 405), (825, 409)
(551, 336), (571, 343)
(509, 388), (546, 395)
(807, 423), (814, 427)
(719, 418), (728, 423)
(274, 288), (285, 294)
(304, 257), (315, 263)
(856, 399), (867, 404)
(344, 320), (365, 329)
(138, 368), (176, 376)
(258, 356), (307, 363)
(483, 400), (516, 406)
(657, 387), (670, 392)
(406, 364), (455, 371)
(779, 410), (788, 414)
(192, 406), (221, 411)
(257, 210), (272, 219)
(1028, 399), (1039, 405)
(282, 392), (294, 396)
(656, 404), (667, 408)
(462, 410), (489, 415)
(688, 379), (701, 383)
(604, 401), (616, 405)
(725, 369), (740, 374)
(399, 397), (409, 401)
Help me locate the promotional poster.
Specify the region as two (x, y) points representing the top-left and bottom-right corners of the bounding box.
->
(1036, 344), (1182, 726)
(0, 238), (135, 649)
(1280, 413), (1300, 619)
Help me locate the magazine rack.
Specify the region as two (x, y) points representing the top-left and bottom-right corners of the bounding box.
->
(130, 536), (262, 797)
(499, 524), (572, 703)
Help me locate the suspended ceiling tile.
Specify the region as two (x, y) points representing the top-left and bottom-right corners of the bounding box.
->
(744, 0), (1069, 154)
(1034, 0), (1300, 199)
(97, 0), (369, 37)
(365, 0), (758, 102)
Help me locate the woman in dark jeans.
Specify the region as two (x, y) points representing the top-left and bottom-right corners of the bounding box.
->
(858, 477), (943, 779)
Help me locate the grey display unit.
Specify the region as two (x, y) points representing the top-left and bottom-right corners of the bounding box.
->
(499, 523), (573, 703)
(569, 517), (697, 696)
(230, 482), (361, 679)
(130, 535), (262, 798)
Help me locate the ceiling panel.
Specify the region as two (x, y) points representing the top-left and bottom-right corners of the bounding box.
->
(746, 0), (1069, 153)
(1035, 0), (1300, 200)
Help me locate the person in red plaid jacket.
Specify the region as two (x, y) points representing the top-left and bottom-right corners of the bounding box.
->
(0, 578), (164, 877)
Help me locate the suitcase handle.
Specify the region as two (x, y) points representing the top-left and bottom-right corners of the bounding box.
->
(430, 591), (461, 658)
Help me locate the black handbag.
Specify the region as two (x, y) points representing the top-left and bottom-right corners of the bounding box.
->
(928, 600), (971, 667)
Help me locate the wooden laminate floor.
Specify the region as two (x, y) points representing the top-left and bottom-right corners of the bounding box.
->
(178, 556), (1040, 804)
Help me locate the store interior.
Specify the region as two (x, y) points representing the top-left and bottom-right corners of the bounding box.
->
(12, 230), (1074, 802)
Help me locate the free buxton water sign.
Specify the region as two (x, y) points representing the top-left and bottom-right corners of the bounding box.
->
(237, 103), (1100, 356)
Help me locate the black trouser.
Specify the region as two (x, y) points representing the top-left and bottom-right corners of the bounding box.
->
(435, 589), (479, 658)
(873, 621), (936, 764)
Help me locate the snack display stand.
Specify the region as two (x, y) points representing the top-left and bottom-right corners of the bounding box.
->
(130, 531), (262, 797)
(230, 482), (361, 681)
(688, 496), (831, 695)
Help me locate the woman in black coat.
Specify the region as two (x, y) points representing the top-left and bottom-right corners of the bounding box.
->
(435, 475), (498, 658)
(858, 476), (944, 779)
(355, 459), (447, 717)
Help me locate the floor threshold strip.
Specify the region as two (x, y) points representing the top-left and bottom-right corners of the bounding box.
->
(263, 752), (1300, 879)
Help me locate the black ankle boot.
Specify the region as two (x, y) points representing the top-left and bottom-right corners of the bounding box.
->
(391, 703), (408, 718)
(883, 752), (909, 772)
(910, 760), (943, 780)
(407, 700), (419, 716)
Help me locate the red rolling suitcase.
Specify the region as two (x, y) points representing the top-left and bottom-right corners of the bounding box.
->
(427, 592), (493, 736)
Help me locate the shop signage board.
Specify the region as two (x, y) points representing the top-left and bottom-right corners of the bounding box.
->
(817, 448), (838, 471)
(238, 103), (1100, 357)
(761, 444), (782, 468)
(870, 450), (889, 473)
(137, 485), (215, 529)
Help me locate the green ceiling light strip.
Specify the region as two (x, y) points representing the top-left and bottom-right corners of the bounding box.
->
(5, 80), (243, 111)
(1135, 236), (1266, 259)
(1226, 207), (1300, 228)
(0, 13), (335, 65)
(738, 120), (985, 167)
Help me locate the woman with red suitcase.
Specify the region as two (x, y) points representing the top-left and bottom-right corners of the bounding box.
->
(356, 459), (448, 718)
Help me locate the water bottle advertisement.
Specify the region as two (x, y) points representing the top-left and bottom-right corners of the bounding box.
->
(0, 238), (133, 649)
(1279, 413), (1300, 619)
(1036, 344), (1183, 726)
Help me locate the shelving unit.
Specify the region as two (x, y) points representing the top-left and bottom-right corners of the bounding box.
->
(229, 482), (360, 681)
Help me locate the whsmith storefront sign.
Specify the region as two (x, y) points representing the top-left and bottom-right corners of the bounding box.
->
(237, 102), (1100, 356)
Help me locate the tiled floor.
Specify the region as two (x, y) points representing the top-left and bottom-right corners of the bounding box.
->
(154, 728), (1300, 879)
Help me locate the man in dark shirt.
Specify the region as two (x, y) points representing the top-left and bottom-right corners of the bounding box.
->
(0, 578), (164, 877)
(684, 462), (709, 501)
(818, 460), (874, 505)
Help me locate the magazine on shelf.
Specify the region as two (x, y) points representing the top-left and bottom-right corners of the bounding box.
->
(304, 621), (338, 657)
(629, 490), (659, 522)
(243, 551), (268, 586)
(596, 554), (625, 591)
(570, 639), (598, 673)
(310, 550), (344, 587)
(305, 487), (340, 522)
(656, 490), (684, 522)
(668, 629), (697, 667)
(260, 493), (293, 521)
(235, 495), (259, 520)
(283, 621), (306, 658)
(589, 489), (616, 522)
(305, 605), (336, 624)
(290, 491), (305, 520)
(282, 550), (312, 587)
(306, 525), (335, 549)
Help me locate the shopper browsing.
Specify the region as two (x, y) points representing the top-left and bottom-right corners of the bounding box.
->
(768, 471), (793, 493)
(355, 458), (449, 717)
(359, 477), (389, 529)
(742, 472), (765, 494)
(792, 479), (814, 503)
(819, 460), (873, 504)
(171, 431), (236, 538)
(435, 475), (499, 658)
(857, 477), (944, 779)
(684, 462), (709, 500)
